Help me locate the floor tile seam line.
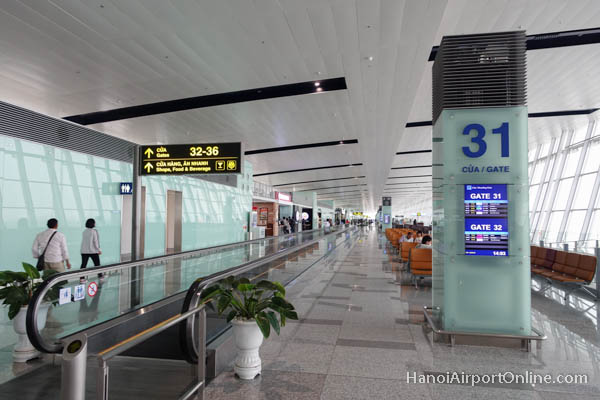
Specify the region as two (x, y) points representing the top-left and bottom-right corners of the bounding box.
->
(323, 372), (412, 383)
(322, 371), (413, 383)
(335, 338), (418, 348)
(335, 339), (418, 347)
(257, 367), (329, 379)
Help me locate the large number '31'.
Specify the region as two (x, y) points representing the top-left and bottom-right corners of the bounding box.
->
(462, 122), (509, 158)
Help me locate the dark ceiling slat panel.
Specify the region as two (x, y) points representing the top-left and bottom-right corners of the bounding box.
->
(300, 184), (367, 191)
(254, 163), (362, 177)
(245, 139), (358, 155)
(64, 77), (347, 125)
(528, 108), (599, 118)
(396, 149), (432, 155)
(390, 165), (432, 170)
(272, 176), (365, 187)
(405, 121), (433, 128)
(386, 181), (432, 186)
(388, 174), (432, 179)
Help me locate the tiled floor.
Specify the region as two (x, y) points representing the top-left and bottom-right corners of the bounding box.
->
(205, 229), (600, 399)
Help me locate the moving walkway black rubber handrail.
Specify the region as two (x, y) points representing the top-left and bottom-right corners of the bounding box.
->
(25, 228), (326, 354)
(178, 226), (354, 363)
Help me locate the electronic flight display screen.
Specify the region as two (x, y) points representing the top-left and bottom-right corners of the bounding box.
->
(464, 184), (509, 256)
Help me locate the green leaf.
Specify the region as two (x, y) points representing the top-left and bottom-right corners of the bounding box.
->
(255, 313), (271, 339)
(200, 286), (222, 302)
(271, 296), (294, 310)
(256, 280), (285, 295)
(0, 271), (28, 283)
(8, 303), (22, 320)
(217, 294), (232, 314)
(236, 283), (256, 292)
(238, 277), (251, 284)
(22, 262), (39, 280)
(226, 310), (238, 323)
(229, 296), (245, 314)
(5, 286), (28, 307)
(265, 311), (280, 335)
(284, 310), (299, 320)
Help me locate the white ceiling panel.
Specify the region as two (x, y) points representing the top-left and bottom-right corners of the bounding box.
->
(248, 144), (361, 176)
(1, 0), (600, 214)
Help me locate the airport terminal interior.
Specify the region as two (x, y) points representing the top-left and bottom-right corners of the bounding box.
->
(1, 1), (600, 399)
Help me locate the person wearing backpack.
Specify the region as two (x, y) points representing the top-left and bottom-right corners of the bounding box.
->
(32, 218), (71, 272)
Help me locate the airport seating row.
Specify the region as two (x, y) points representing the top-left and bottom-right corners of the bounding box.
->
(385, 229), (432, 287)
(385, 228), (418, 253)
(408, 247), (432, 288)
(530, 245), (597, 298)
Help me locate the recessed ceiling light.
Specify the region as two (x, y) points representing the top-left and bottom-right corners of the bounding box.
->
(367, 56), (374, 61)
(314, 82), (320, 87)
(316, 87), (323, 92)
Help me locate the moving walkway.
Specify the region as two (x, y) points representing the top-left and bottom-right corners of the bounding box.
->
(21, 226), (358, 399)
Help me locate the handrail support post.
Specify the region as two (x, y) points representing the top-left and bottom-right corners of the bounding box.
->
(60, 334), (87, 400)
(97, 359), (109, 400)
(197, 308), (206, 400)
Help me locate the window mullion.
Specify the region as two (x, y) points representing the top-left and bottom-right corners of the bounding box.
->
(539, 129), (571, 242)
(558, 121), (594, 243)
(580, 121), (600, 241)
(531, 138), (556, 236)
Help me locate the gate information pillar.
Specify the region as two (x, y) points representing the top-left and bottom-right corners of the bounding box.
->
(432, 31), (531, 335)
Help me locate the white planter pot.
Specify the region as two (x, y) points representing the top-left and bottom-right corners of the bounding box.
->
(13, 304), (50, 363)
(231, 318), (264, 380)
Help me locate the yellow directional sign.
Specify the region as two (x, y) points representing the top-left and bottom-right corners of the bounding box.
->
(140, 143), (242, 176)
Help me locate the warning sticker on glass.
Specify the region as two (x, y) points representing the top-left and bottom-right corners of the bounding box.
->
(59, 287), (72, 305)
(73, 284), (85, 301)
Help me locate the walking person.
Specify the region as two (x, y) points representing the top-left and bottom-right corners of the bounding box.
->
(32, 218), (71, 272)
(81, 218), (101, 269)
(81, 218), (103, 282)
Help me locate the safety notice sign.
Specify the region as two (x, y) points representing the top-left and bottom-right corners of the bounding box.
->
(87, 282), (98, 297)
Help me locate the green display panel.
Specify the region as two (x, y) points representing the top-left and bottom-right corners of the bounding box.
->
(432, 107), (530, 335)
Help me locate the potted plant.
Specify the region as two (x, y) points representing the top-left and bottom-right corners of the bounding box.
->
(0, 263), (59, 362)
(201, 276), (298, 379)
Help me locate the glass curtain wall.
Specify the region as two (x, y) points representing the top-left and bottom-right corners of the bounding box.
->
(529, 118), (600, 252)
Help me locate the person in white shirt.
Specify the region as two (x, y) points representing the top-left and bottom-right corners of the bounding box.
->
(32, 218), (71, 272)
(399, 232), (415, 244)
(324, 219), (331, 232)
(283, 218), (290, 234)
(416, 235), (432, 249)
(81, 218), (102, 269)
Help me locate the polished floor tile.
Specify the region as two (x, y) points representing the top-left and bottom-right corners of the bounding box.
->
(51, 228), (599, 400)
(204, 369), (327, 400)
(321, 375), (432, 400)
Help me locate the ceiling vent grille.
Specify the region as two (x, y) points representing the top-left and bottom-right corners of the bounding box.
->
(0, 101), (135, 162)
(432, 31), (527, 124)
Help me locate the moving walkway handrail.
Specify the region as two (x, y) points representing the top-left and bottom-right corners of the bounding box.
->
(95, 226), (350, 361)
(179, 225), (353, 364)
(94, 226), (354, 400)
(26, 227), (328, 354)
